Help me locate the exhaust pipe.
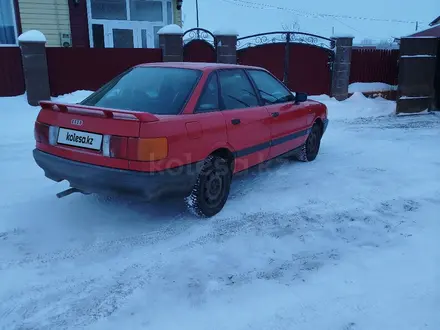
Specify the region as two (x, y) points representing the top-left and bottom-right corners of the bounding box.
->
(56, 187), (83, 198)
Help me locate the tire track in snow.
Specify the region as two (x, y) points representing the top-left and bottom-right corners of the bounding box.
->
(0, 195), (437, 329)
(161, 196), (424, 290)
(0, 218), (193, 270)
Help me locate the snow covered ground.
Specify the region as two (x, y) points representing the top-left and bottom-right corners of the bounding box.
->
(0, 92), (439, 330)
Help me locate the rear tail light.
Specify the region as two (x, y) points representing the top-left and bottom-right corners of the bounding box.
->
(130, 137), (168, 161)
(34, 122), (49, 144)
(103, 136), (168, 161)
(34, 122), (59, 145)
(103, 135), (128, 158)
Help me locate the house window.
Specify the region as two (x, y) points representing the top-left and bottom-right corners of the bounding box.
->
(91, 0), (127, 20)
(0, 0), (18, 46)
(87, 0), (174, 48)
(130, 0), (163, 22)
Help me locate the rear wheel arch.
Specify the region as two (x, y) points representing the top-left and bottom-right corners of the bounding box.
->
(185, 153), (232, 217)
(210, 148), (235, 172)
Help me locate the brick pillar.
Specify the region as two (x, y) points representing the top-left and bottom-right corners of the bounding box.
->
(158, 24), (184, 62)
(213, 30), (238, 64)
(18, 30), (51, 106)
(330, 36), (354, 100)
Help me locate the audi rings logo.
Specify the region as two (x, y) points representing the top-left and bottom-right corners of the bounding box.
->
(71, 119), (83, 126)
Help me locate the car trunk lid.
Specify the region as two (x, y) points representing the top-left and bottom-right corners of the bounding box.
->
(38, 101), (160, 136)
(35, 101), (161, 169)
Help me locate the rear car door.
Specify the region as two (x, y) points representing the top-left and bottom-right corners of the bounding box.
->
(217, 69), (272, 172)
(246, 69), (309, 160)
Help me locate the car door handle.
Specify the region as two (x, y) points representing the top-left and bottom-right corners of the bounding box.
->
(271, 112), (280, 118)
(231, 118), (241, 125)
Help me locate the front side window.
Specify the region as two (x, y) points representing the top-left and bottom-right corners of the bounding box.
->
(247, 69), (293, 105)
(218, 69), (259, 110)
(0, 0), (17, 45)
(81, 67), (202, 114)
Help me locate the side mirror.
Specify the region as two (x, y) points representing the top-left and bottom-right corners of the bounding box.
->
(295, 92), (308, 103)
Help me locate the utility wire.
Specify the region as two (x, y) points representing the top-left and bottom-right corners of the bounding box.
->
(220, 0), (266, 10)
(221, 0), (427, 24)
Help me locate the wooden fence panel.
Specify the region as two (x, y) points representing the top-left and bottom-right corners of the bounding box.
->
(0, 47), (25, 96)
(350, 48), (399, 85)
(46, 48), (163, 96)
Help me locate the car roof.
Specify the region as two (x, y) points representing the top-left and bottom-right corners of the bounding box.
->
(136, 62), (265, 71)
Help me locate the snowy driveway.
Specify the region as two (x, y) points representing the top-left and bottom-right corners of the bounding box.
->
(0, 92), (439, 330)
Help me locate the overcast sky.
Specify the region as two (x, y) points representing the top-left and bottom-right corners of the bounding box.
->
(182, 0), (439, 42)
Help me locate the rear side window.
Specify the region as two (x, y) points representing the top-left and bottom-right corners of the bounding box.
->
(80, 67), (202, 114)
(196, 73), (219, 112)
(218, 69), (259, 110)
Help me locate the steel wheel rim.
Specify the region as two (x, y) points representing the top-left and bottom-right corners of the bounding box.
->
(203, 168), (225, 207)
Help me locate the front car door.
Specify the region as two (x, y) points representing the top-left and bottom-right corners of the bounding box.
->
(246, 69), (309, 159)
(217, 69), (272, 173)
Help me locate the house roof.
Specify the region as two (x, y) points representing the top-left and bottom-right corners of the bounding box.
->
(407, 24), (440, 37)
(429, 16), (440, 26)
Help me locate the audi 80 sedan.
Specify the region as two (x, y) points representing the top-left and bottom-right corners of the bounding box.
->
(33, 62), (328, 217)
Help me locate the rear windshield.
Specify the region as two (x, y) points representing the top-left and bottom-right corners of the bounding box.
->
(80, 67), (202, 115)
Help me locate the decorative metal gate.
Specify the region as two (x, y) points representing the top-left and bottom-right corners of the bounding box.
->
(237, 32), (335, 95)
(183, 28), (216, 63)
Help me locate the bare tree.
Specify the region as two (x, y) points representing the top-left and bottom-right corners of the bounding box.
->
(281, 18), (300, 32)
(360, 38), (373, 45)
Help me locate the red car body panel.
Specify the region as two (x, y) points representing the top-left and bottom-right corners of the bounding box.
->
(265, 102), (307, 159)
(220, 106), (272, 172)
(130, 112), (228, 172)
(33, 62), (328, 200)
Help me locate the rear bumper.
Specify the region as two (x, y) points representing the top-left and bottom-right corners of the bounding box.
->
(33, 149), (202, 200)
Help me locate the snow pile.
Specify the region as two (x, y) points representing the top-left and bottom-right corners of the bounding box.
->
(0, 91), (92, 145)
(1, 91), (440, 330)
(349, 82), (397, 93)
(401, 55), (435, 58)
(311, 92), (396, 120)
(213, 28), (239, 36)
(54, 90), (93, 103)
(18, 30), (47, 43)
(157, 24), (184, 35)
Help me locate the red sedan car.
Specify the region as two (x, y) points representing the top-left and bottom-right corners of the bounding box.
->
(33, 62), (328, 217)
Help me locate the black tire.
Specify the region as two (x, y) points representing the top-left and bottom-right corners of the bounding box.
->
(296, 123), (322, 162)
(185, 155), (232, 218)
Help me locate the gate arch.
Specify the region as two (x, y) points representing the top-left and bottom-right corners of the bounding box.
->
(183, 28), (216, 63)
(237, 32), (335, 95)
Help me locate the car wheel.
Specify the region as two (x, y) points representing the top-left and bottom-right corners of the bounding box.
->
(185, 155), (232, 218)
(297, 123), (322, 162)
